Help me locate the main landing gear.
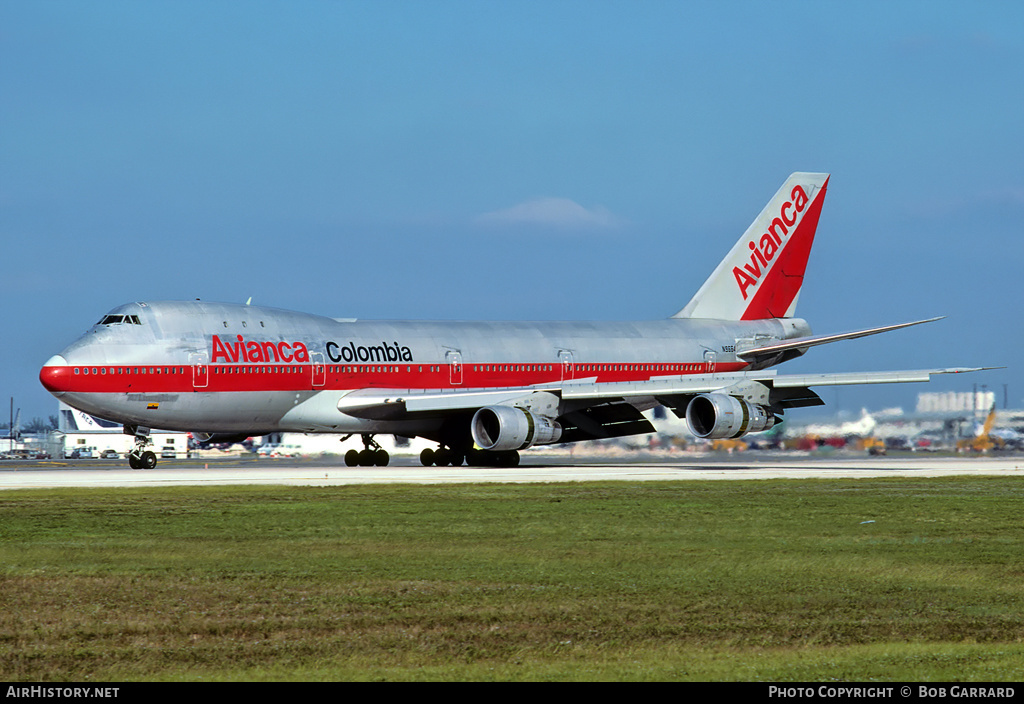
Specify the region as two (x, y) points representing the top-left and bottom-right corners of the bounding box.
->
(344, 434), (390, 467)
(340, 435), (520, 468)
(420, 446), (520, 467)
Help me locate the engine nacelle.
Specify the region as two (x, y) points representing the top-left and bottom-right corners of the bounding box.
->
(471, 405), (563, 452)
(685, 393), (776, 439)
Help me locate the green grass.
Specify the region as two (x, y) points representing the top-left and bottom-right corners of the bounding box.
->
(2, 478), (1024, 680)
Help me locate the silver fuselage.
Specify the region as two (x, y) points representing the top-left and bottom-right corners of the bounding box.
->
(40, 300), (810, 439)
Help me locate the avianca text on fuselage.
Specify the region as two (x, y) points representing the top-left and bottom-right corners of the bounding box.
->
(211, 335), (311, 364)
(733, 184), (811, 300)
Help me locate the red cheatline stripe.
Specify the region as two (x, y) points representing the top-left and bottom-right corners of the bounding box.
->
(41, 360), (751, 394)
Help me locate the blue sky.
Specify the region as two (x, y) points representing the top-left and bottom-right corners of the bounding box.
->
(2, 1), (1022, 423)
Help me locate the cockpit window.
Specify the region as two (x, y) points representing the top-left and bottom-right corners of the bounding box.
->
(97, 314), (142, 325)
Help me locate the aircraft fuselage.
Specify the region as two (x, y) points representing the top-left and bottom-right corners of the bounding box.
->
(40, 300), (808, 438)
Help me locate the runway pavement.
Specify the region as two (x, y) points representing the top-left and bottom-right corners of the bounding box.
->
(1, 454), (1023, 490)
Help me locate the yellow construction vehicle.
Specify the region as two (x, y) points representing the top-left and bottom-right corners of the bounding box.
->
(858, 436), (887, 455)
(957, 405), (1004, 453)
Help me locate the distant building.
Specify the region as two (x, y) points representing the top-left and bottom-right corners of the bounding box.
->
(916, 391), (995, 415)
(57, 402), (190, 459)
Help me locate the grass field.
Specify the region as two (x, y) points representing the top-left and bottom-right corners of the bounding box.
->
(2, 477), (1024, 681)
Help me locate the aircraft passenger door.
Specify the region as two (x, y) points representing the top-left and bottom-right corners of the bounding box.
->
(447, 350), (463, 385)
(311, 351), (326, 388)
(190, 352), (209, 389)
(559, 350), (574, 382)
(703, 350), (716, 376)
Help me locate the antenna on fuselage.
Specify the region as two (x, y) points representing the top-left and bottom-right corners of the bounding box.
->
(245, 297), (252, 306)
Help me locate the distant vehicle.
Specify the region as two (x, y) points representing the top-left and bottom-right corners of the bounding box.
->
(70, 447), (94, 459)
(100, 449), (119, 459)
(262, 444), (301, 458)
(160, 446), (177, 459)
(911, 434), (942, 452)
(257, 444), (280, 457)
(864, 437), (887, 456)
(1, 450), (51, 460)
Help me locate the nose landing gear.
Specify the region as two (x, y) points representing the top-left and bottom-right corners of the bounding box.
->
(124, 426), (157, 469)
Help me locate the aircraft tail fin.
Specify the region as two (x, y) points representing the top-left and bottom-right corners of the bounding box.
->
(673, 172), (830, 320)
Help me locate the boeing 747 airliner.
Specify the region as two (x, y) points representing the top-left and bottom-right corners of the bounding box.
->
(40, 173), (990, 468)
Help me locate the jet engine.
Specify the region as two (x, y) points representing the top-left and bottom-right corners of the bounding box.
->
(685, 393), (776, 439)
(471, 405), (563, 452)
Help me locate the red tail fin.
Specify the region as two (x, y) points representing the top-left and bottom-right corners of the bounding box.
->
(673, 172), (830, 320)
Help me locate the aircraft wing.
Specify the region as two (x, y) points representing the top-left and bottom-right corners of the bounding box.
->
(557, 367), (993, 420)
(336, 386), (558, 420)
(560, 367), (978, 398)
(336, 366), (992, 420)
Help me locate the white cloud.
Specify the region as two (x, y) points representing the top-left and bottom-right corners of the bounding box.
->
(476, 197), (622, 230)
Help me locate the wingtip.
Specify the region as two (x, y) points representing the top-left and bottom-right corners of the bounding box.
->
(936, 366), (1004, 374)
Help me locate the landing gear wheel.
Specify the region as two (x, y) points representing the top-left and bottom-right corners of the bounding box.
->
(345, 449), (359, 467)
(125, 426), (155, 470)
(420, 446), (468, 467)
(374, 449), (390, 466)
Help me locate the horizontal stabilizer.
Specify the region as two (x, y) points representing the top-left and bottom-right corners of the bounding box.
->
(737, 317), (944, 362)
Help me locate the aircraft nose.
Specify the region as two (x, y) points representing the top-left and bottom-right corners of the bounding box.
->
(39, 355), (70, 398)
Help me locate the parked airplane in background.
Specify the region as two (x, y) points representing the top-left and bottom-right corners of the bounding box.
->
(40, 173), (991, 468)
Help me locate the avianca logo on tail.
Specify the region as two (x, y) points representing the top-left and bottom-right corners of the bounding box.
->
(211, 335), (311, 363)
(733, 185), (811, 300)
